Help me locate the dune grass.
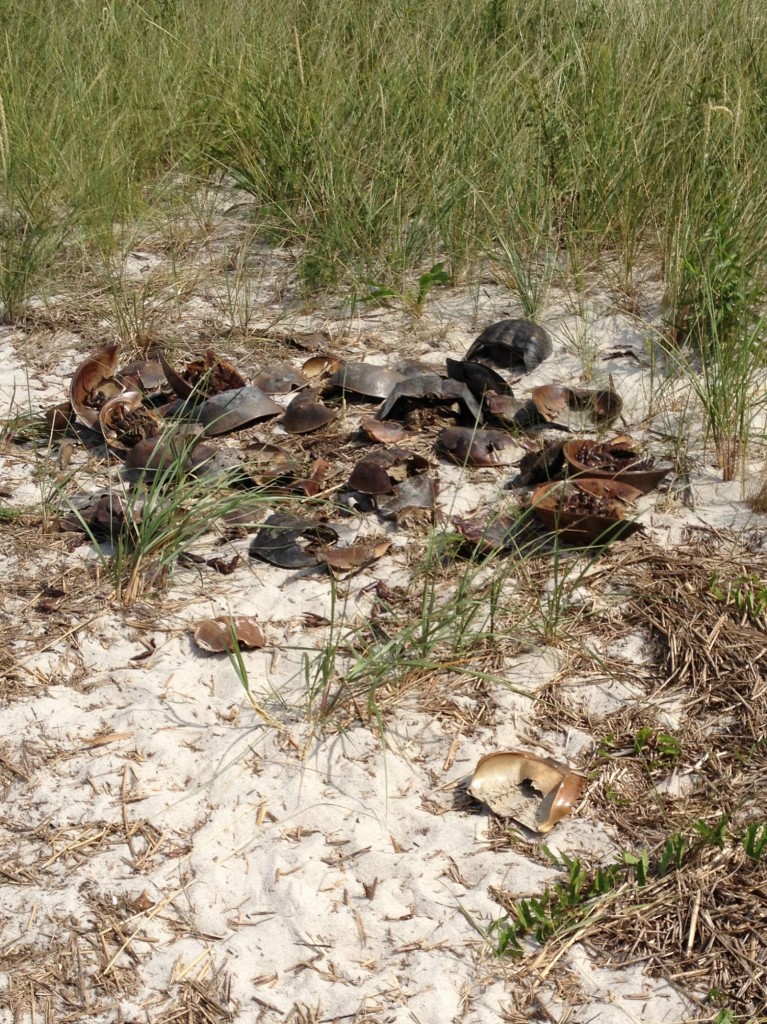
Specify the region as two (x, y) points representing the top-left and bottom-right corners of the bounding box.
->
(1, 0), (767, 315)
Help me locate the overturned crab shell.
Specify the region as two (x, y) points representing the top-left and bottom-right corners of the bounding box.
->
(197, 387), (282, 436)
(437, 427), (518, 467)
(531, 477), (644, 544)
(70, 343), (122, 428)
(376, 373), (481, 423)
(563, 438), (671, 494)
(283, 391), (336, 434)
(465, 319), (552, 374)
(328, 362), (406, 400)
(469, 750), (586, 832)
(193, 615), (265, 653)
(99, 391), (163, 450)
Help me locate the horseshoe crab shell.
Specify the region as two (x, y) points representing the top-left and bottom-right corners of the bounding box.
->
(468, 750), (586, 832)
(249, 513), (339, 569)
(328, 363), (406, 400)
(445, 358), (512, 399)
(197, 387), (282, 436)
(436, 427), (518, 467)
(159, 350), (248, 400)
(376, 373), (481, 423)
(99, 391), (163, 449)
(283, 391), (336, 434)
(193, 616), (265, 653)
(563, 438), (672, 494)
(70, 343), (122, 428)
(253, 362), (306, 394)
(465, 319), (552, 373)
(531, 477), (644, 544)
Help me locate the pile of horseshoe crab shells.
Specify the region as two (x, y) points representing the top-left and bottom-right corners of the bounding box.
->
(37, 318), (677, 832)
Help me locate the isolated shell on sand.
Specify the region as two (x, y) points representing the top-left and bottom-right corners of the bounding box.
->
(465, 319), (553, 374)
(317, 539), (391, 575)
(193, 615), (265, 653)
(70, 343), (122, 428)
(468, 750), (586, 832)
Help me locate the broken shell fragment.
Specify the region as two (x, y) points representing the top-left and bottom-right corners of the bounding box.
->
(465, 319), (552, 374)
(453, 515), (517, 555)
(283, 391), (336, 434)
(445, 358), (512, 399)
(117, 359), (167, 394)
(123, 430), (203, 473)
(468, 750), (586, 832)
(245, 442), (302, 484)
(193, 615), (265, 653)
(249, 513), (339, 568)
(317, 539), (391, 574)
(376, 373), (481, 423)
(513, 439), (567, 486)
(99, 391), (163, 449)
(328, 362), (406, 400)
(70, 343), (122, 428)
(437, 427), (518, 467)
(360, 415), (407, 444)
(197, 387), (282, 436)
(160, 350), (248, 400)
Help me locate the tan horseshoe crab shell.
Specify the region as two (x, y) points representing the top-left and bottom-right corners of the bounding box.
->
(468, 750), (586, 832)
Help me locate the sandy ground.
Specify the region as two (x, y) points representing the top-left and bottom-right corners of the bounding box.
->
(1, 205), (764, 1023)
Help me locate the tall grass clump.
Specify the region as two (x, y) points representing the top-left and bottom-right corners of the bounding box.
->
(1, 0), (767, 306)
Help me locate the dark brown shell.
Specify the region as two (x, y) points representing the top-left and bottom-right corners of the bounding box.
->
(283, 391), (335, 434)
(249, 513), (339, 568)
(70, 343), (122, 428)
(437, 427), (517, 467)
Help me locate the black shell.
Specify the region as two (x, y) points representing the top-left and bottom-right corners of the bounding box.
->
(465, 319), (552, 373)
